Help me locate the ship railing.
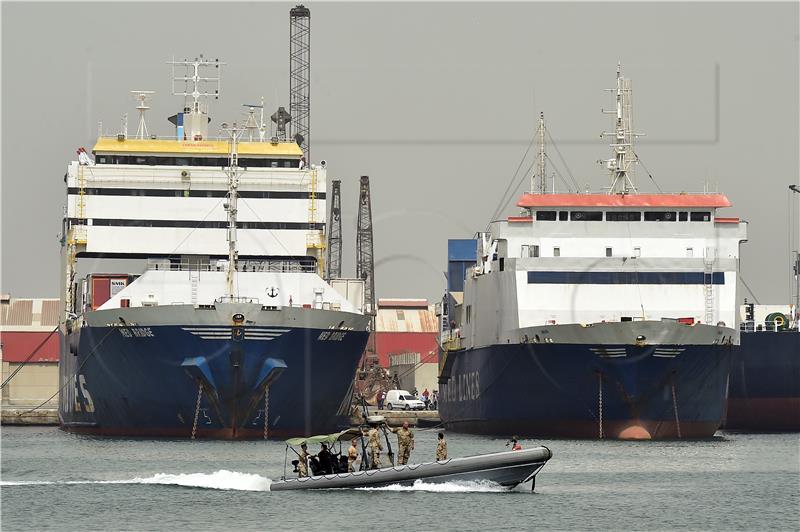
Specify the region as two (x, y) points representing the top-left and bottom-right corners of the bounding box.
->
(215, 296), (260, 304)
(99, 133), (294, 143)
(440, 329), (462, 351)
(739, 320), (798, 332)
(146, 259), (316, 273)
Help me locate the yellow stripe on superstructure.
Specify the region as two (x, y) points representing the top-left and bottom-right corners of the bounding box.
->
(92, 137), (303, 157)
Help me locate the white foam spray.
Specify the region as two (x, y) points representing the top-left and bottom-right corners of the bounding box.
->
(0, 470), (271, 492)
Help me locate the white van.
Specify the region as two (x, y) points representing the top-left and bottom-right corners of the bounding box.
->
(384, 390), (425, 411)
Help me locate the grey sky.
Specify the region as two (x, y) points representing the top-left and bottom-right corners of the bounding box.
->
(2, 2), (799, 305)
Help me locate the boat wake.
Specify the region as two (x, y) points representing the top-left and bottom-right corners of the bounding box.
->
(0, 470), (271, 492)
(356, 479), (507, 493)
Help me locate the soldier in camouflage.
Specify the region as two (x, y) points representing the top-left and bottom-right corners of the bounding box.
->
(388, 421), (415, 465)
(297, 442), (310, 477)
(367, 426), (383, 469)
(436, 432), (448, 461)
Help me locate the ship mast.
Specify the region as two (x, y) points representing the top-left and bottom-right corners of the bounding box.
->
(533, 112), (548, 194)
(601, 63), (642, 195)
(221, 122), (244, 299)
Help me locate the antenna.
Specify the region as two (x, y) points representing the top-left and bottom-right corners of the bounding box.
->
(168, 55), (224, 141)
(600, 63), (645, 195)
(168, 54), (224, 109)
(131, 91), (155, 139)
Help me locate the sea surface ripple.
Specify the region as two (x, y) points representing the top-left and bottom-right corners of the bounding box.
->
(1, 427), (798, 530)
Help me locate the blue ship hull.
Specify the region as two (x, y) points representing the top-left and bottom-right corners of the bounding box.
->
(439, 342), (733, 439)
(59, 324), (369, 439)
(726, 330), (800, 431)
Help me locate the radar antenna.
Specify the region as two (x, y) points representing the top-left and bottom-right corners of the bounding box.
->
(271, 107), (292, 140)
(242, 100), (264, 142)
(131, 90), (155, 139)
(600, 63), (645, 195)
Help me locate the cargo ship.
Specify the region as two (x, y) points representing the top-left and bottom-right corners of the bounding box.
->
(58, 57), (370, 438)
(438, 65), (748, 439)
(725, 302), (800, 431)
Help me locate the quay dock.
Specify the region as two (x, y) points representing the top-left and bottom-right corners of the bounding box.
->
(353, 409), (441, 428)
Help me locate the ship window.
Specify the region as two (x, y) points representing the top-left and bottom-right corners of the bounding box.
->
(679, 211), (688, 221)
(686, 247), (694, 257)
(396, 310), (405, 320)
(559, 211), (568, 221)
(644, 211), (676, 221)
(553, 247), (561, 257)
(97, 155), (108, 164)
(606, 211), (641, 222)
(605, 247), (612, 257)
(466, 305), (472, 324)
(536, 211), (557, 221)
(531, 245), (539, 258)
(134, 156), (147, 165)
(175, 157), (189, 166)
(521, 245), (529, 257)
(690, 211), (711, 222)
(633, 247), (641, 257)
(570, 211), (603, 221)
(499, 258), (504, 271)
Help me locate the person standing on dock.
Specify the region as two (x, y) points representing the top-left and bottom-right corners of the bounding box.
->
(387, 421), (415, 465)
(367, 426), (383, 469)
(436, 432), (448, 461)
(377, 390), (385, 410)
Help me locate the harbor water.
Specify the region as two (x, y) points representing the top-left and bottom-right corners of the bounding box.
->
(1, 427), (798, 530)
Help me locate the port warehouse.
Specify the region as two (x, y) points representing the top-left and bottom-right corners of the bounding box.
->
(375, 298), (440, 394)
(1, 296), (60, 419)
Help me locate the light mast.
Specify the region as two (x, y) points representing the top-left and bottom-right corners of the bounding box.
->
(533, 112), (548, 194)
(601, 63), (642, 195)
(221, 122), (244, 299)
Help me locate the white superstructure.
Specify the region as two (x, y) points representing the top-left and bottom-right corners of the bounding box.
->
(457, 64), (747, 350)
(61, 57), (355, 318)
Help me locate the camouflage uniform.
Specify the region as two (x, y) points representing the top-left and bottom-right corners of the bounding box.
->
(436, 438), (448, 461)
(368, 427), (383, 469)
(393, 426), (415, 465)
(298, 448), (310, 477)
